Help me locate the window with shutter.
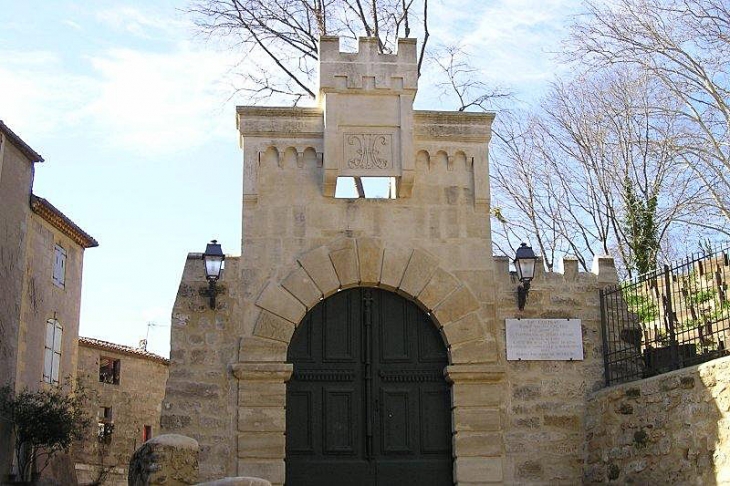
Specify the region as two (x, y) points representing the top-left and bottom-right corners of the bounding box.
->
(99, 357), (121, 385)
(43, 319), (62, 384)
(52, 245), (66, 288)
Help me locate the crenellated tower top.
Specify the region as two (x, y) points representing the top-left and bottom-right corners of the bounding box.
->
(318, 37), (418, 95)
(318, 37), (418, 196)
(237, 36), (494, 206)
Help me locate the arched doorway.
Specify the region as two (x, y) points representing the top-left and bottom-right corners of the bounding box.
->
(286, 287), (453, 485)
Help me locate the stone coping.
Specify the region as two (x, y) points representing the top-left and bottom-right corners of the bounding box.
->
(589, 354), (730, 399)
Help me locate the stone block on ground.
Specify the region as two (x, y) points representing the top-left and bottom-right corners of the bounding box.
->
(128, 434), (199, 486)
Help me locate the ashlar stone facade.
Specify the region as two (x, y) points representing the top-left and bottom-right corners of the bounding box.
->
(161, 37), (618, 485)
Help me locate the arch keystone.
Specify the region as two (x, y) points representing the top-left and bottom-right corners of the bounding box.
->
(356, 238), (383, 285)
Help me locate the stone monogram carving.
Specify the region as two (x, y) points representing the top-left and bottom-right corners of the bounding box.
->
(344, 133), (393, 170)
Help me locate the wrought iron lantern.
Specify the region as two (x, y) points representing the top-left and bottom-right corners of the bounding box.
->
(202, 239), (225, 309)
(514, 242), (538, 310)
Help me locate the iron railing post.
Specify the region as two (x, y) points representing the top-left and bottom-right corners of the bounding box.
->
(599, 288), (611, 386)
(663, 264), (679, 370)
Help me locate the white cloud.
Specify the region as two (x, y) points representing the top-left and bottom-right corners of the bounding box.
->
(62, 19), (82, 31)
(0, 41), (242, 157)
(0, 3), (250, 156)
(0, 51), (97, 139)
(95, 5), (189, 39)
(80, 46), (237, 155)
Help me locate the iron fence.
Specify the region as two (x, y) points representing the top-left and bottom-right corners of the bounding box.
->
(600, 245), (730, 386)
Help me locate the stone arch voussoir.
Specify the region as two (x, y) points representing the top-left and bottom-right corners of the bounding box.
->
(251, 238), (498, 365)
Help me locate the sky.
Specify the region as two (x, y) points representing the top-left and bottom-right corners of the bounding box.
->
(0, 0), (581, 357)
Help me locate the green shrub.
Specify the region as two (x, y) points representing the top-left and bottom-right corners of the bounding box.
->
(623, 290), (660, 323)
(0, 384), (89, 483)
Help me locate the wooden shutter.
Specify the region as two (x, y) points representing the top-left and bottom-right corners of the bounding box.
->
(53, 245), (67, 287)
(51, 321), (62, 383)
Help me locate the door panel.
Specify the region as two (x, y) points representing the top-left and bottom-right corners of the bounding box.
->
(287, 391), (314, 453)
(323, 388), (357, 453)
(419, 388), (452, 454)
(286, 288), (452, 485)
(380, 388), (413, 454)
(323, 291), (358, 362)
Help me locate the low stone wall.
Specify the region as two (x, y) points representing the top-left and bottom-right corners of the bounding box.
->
(584, 355), (730, 484)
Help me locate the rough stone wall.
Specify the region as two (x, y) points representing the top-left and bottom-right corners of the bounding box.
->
(0, 132), (34, 483)
(73, 343), (169, 486)
(494, 256), (617, 485)
(16, 214), (86, 389)
(161, 255), (240, 481)
(584, 355), (730, 484)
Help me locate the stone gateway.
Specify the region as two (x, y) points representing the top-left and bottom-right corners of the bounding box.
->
(161, 36), (618, 485)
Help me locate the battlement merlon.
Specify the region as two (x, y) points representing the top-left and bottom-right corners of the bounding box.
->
(319, 37), (419, 94)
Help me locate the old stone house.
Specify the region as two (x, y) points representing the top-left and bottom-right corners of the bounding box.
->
(159, 37), (622, 485)
(73, 337), (169, 486)
(0, 121), (98, 483)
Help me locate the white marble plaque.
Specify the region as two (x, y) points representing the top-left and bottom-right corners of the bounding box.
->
(505, 319), (583, 361)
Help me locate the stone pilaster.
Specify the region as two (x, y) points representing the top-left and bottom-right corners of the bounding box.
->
(446, 365), (505, 485)
(233, 362), (293, 486)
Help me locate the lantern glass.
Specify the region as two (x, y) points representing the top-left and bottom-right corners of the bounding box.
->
(516, 258), (535, 281)
(204, 256), (224, 280)
(202, 240), (225, 281)
(514, 242), (537, 282)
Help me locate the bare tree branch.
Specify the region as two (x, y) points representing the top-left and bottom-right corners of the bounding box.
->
(188, 0), (429, 104)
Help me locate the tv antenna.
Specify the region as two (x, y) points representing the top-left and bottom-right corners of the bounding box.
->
(140, 321), (169, 351)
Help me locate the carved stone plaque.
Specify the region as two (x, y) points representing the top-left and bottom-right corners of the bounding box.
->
(341, 132), (397, 176)
(505, 319), (583, 361)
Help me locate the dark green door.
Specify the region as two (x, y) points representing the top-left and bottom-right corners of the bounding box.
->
(286, 288), (453, 486)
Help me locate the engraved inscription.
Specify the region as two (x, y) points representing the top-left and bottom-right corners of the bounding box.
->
(345, 134), (392, 170)
(505, 319), (583, 361)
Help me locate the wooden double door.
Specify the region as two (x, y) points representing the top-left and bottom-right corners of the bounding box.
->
(286, 288), (453, 485)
